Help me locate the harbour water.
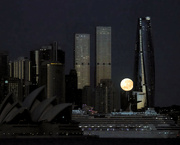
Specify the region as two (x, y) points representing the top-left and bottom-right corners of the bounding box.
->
(1, 137), (180, 145)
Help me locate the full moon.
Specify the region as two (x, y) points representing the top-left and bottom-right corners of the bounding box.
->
(120, 78), (133, 91)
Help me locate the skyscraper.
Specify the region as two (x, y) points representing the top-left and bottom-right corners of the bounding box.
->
(30, 41), (65, 103)
(47, 62), (65, 103)
(75, 34), (90, 89)
(30, 42), (65, 87)
(96, 26), (111, 86)
(8, 57), (31, 101)
(133, 16), (155, 109)
(11, 57), (31, 81)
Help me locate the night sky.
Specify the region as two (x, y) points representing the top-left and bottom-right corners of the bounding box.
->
(0, 0), (180, 107)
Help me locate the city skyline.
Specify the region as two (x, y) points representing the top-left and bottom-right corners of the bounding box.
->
(0, 0), (180, 107)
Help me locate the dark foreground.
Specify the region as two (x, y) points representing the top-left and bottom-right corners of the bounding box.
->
(0, 137), (180, 145)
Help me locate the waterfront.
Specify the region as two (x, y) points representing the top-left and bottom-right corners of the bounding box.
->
(1, 138), (180, 145)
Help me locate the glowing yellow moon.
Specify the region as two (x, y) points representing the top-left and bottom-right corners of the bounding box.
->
(120, 78), (133, 91)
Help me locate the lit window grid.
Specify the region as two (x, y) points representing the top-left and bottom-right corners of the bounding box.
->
(96, 65), (111, 86)
(75, 34), (90, 89)
(75, 65), (90, 89)
(96, 27), (111, 85)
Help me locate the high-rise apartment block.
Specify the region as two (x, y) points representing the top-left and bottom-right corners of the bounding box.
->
(96, 27), (111, 86)
(133, 16), (155, 109)
(75, 34), (90, 89)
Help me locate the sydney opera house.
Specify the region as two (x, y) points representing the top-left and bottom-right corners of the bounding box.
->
(0, 86), (82, 137)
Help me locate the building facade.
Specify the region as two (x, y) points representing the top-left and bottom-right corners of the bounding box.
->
(133, 16), (155, 109)
(96, 26), (111, 86)
(75, 34), (90, 89)
(8, 57), (31, 100)
(30, 42), (65, 103)
(30, 42), (65, 87)
(47, 63), (65, 103)
(95, 79), (119, 113)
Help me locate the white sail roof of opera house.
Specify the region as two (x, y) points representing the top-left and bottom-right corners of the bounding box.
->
(0, 86), (73, 124)
(22, 85), (45, 109)
(0, 101), (21, 123)
(3, 107), (27, 123)
(31, 97), (56, 122)
(39, 103), (72, 122)
(0, 92), (14, 114)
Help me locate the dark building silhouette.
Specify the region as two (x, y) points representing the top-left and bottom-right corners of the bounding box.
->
(0, 51), (8, 80)
(82, 86), (93, 107)
(120, 91), (129, 111)
(65, 69), (78, 104)
(30, 42), (65, 87)
(30, 42), (65, 103)
(95, 79), (120, 113)
(133, 16), (155, 109)
(0, 51), (9, 103)
(47, 63), (65, 103)
(76, 89), (82, 109)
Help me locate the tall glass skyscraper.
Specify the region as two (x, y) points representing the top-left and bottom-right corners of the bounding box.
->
(75, 34), (90, 89)
(96, 26), (111, 86)
(133, 16), (155, 109)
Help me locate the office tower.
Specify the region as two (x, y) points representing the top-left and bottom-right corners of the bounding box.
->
(13, 57), (31, 81)
(65, 69), (78, 104)
(30, 50), (39, 87)
(30, 42), (65, 87)
(8, 57), (31, 101)
(0, 51), (9, 103)
(133, 16), (155, 109)
(95, 79), (119, 113)
(11, 57), (31, 83)
(47, 62), (65, 103)
(96, 26), (111, 86)
(75, 34), (90, 89)
(30, 41), (65, 103)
